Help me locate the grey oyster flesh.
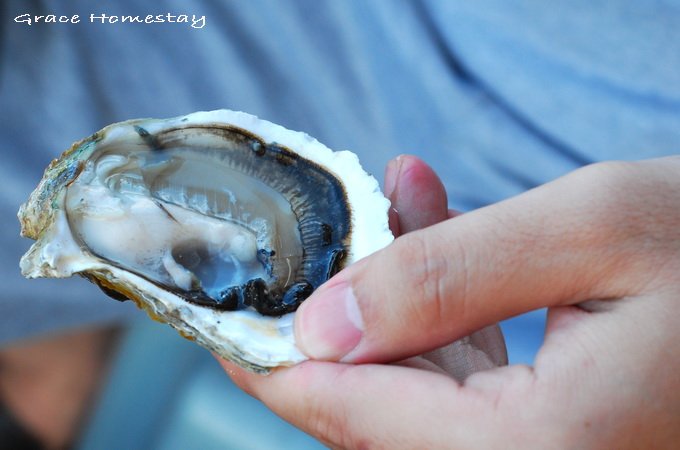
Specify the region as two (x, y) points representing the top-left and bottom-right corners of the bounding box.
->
(65, 125), (350, 316)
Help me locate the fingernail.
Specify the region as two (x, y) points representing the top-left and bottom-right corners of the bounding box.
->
(295, 280), (363, 361)
(384, 155), (404, 199)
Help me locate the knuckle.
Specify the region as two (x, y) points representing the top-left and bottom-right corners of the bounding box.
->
(295, 392), (350, 447)
(568, 161), (638, 210)
(558, 161), (647, 242)
(568, 160), (680, 256)
(564, 159), (678, 216)
(302, 369), (377, 449)
(395, 232), (454, 329)
(306, 402), (347, 447)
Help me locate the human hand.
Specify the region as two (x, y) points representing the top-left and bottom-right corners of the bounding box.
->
(220, 156), (680, 449)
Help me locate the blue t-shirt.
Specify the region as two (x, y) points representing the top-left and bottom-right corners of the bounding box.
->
(2, 1), (679, 360)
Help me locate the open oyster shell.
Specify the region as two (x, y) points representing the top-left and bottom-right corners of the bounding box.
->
(19, 110), (393, 373)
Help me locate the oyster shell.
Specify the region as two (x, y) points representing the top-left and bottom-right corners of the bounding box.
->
(19, 110), (393, 373)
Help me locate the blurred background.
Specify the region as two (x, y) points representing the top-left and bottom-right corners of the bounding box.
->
(2, 0), (678, 448)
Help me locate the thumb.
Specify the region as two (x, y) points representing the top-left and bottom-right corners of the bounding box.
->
(295, 161), (667, 363)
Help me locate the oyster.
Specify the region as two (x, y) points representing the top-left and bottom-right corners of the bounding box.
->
(19, 110), (393, 373)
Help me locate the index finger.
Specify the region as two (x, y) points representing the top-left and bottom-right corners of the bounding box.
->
(295, 161), (673, 363)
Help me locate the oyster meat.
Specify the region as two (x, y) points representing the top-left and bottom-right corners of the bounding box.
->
(19, 110), (393, 373)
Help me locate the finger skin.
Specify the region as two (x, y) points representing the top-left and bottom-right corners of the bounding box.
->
(297, 159), (680, 363)
(221, 293), (679, 449)
(383, 155), (506, 378)
(219, 358), (530, 450)
(384, 155), (450, 235)
(220, 158), (680, 449)
(292, 154), (461, 363)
